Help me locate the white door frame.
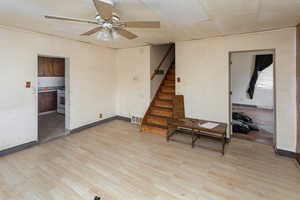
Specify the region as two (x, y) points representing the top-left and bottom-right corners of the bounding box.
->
(36, 54), (71, 142)
(228, 49), (277, 148)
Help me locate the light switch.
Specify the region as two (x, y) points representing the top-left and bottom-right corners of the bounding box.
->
(26, 81), (31, 88)
(177, 77), (181, 83)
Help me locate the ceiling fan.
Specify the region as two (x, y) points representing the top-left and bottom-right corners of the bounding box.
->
(45, 0), (160, 41)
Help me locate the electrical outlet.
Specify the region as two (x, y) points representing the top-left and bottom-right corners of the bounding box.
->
(131, 116), (142, 125)
(99, 113), (102, 118)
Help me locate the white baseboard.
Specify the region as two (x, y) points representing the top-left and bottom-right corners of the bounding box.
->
(257, 106), (273, 110)
(38, 110), (56, 116)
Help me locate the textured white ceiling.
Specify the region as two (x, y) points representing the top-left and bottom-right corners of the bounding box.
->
(0, 0), (300, 48)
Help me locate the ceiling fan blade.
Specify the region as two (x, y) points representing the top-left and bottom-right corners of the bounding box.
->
(81, 27), (103, 36)
(122, 21), (160, 28)
(93, 0), (113, 21)
(45, 15), (98, 25)
(114, 28), (138, 40)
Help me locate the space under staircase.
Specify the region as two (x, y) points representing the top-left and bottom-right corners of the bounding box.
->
(140, 56), (175, 135)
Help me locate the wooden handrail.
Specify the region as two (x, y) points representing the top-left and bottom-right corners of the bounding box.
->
(151, 44), (174, 80)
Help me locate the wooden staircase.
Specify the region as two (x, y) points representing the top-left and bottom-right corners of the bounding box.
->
(140, 64), (175, 135)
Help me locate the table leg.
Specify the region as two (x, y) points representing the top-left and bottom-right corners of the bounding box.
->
(167, 127), (176, 142)
(222, 133), (226, 155)
(192, 132), (198, 148)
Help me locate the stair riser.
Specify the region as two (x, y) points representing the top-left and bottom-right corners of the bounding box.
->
(158, 93), (173, 100)
(150, 109), (172, 117)
(146, 117), (168, 126)
(154, 100), (173, 108)
(161, 87), (175, 93)
(142, 125), (168, 135)
(164, 83), (175, 87)
(164, 80), (173, 83)
(167, 75), (175, 81)
(164, 80), (174, 84)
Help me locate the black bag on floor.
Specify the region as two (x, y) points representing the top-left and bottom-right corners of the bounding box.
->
(232, 112), (253, 123)
(232, 120), (250, 134)
(244, 122), (259, 131)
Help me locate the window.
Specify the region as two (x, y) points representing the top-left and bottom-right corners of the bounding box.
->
(256, 64), (273, 89)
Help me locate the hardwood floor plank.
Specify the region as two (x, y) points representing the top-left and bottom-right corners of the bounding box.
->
(0, 120), (299, 200)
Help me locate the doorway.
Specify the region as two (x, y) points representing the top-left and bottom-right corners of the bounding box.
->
(229, 50), (276, 146)
(37, 56), (67, 143)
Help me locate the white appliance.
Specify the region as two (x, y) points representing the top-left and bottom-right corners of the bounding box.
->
(57, 89), (65, 114)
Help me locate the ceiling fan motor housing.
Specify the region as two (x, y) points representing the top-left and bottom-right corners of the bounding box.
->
(96, 13), (119, 24)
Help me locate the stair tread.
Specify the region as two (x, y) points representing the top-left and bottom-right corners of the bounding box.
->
(151, 106), (172, 111)
(164, 84), (175, 86)
(155, 98), (172, 103)
(148, 114), (172, 119)
(161, 91), (175, 94)
(164, 83), (175, 85)
(158, 93), (174, 98)
(143, 122), (168, 129)
(159, 91), (174, 94)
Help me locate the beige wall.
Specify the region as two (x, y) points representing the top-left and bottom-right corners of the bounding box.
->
(0, 26), (116, 151)
(297, 25), (300, 153)
(1, 25), (298, 153)
(176, 28), (297, 152)
(115, 45), (175, 119)
(115, 46), (151, 118)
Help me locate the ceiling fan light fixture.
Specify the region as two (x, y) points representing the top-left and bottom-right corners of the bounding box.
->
(102, 22), (113, 29)
(95, 15), (103, 22)
(97, 29), (112, 41)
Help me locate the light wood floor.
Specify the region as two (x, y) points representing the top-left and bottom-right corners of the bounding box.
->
(0, 120), (299, 200)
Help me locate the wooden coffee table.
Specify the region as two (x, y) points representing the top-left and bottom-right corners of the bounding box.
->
(167, 118), (228, 155)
